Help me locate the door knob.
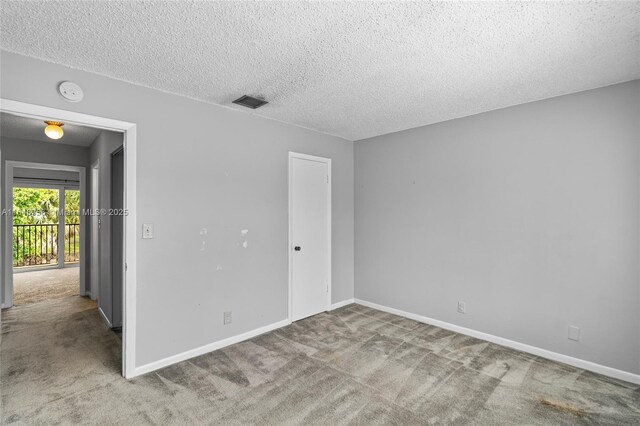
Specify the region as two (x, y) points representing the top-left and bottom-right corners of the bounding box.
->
(294, 246), (301, 251)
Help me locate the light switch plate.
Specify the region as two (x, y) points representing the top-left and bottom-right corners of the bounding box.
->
(142, 223), (153, 239)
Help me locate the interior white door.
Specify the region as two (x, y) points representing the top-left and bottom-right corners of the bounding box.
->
(290, 154), (331, 322)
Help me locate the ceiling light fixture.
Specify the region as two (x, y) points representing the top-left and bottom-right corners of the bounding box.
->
(44, 121), (64, 140)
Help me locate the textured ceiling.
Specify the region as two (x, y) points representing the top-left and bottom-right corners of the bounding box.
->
(1, 1), (639, 141)
(1, 112), (102, 147)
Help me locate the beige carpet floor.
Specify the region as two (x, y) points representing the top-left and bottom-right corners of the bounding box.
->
(12, 267), (79, 305)
(1, 296), (639, 425)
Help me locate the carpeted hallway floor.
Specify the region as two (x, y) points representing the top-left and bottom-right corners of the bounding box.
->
(12, 267), (80, 305)
(2, 296), (639, 425)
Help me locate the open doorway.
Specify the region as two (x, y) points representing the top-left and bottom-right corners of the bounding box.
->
(11, 184), (81, 305)
(4, 160), (87, 308)
(0, 101), (137, 378)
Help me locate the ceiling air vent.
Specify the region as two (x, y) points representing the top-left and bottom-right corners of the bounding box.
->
(232, 95), (268, 109)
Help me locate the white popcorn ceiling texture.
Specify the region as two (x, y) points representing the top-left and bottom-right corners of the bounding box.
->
(1, 1), (639, 141)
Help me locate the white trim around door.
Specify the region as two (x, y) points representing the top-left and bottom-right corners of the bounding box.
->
(0, 99), (138, 379)
(288, 151), (332, 324)
(90, 159), (100, 301)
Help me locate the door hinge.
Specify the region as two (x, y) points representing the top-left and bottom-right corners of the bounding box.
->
(125, 263), (128, 272)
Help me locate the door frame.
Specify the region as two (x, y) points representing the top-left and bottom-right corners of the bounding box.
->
(287, 151), (332, 323)
(0, 98), (137, 379)
(110, 147), (124, 328)
(90, 159), (100, 301)
(7, 168), (84, 286)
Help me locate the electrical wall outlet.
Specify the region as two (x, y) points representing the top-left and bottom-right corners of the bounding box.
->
(457, 301), (466, 314)
(568, 325), (580, 341)
(223, 311), (232, 325)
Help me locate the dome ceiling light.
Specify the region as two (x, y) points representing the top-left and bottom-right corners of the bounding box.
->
(44, 121), (64, 140)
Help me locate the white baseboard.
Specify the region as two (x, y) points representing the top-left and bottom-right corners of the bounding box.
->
(330, 298), (355, 310)
(97, 307), (112, 328)
(133, 319), (290, 377)
(354, 298), (640, 385)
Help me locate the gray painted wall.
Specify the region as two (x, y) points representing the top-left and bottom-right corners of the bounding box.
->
(355, 80), (640, 374)
(13, 167), (80, 183)
(1, 137), (89, 166)
(0, 51), (355, 366)
(0, 137), (89, 302)
(88, 130), (123, 325)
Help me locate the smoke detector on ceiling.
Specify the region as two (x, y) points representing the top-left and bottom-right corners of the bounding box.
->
(58, 81), (84, 102)
(232, 95), (268, 109)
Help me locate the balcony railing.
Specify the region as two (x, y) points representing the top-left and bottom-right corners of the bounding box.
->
(13, 223), (80, 268)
